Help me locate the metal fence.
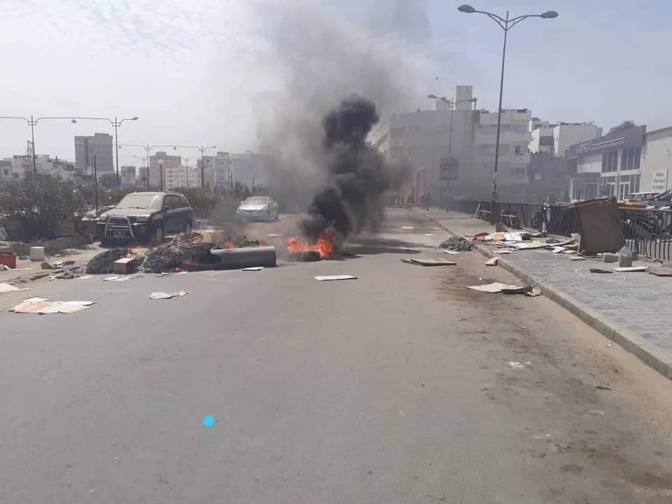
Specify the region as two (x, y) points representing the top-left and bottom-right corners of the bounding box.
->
(444, 199), (672, 262)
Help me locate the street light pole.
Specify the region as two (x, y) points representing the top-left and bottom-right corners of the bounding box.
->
(457, 4), (558, 222)
(0, 115), (83, 180)
(170, 145), (217, 188)
(69, 116), (139, 189)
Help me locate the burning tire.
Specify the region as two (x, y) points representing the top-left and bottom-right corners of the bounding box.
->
(286, 251), (321, 262)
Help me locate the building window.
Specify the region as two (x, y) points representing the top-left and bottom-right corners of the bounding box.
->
(515, 145), (523, 155)
(479, 124), (497, 134)
(620, 147), (641, 171)
(510, 166), (526, 176)
(601, 151), (618, 173)
(2, 169), (8, 176)
(512, 124), (527, 134)
(539, 136), (554, 146)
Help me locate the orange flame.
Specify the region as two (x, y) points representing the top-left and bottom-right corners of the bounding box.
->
(286, 229), (337, 258)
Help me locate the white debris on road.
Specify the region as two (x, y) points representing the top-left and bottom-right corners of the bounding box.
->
(150, 291), (188, 300)
(315, 275), (357, 281)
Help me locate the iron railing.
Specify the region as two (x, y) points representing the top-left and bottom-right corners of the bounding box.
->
(444, 199), (672, 262)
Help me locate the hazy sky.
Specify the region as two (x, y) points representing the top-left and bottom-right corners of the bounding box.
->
(1, 0), (670, 167)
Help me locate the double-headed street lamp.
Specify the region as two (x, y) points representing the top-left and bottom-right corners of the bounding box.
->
(119, 144), (181, 190)
(70, 116), (139, 188)
(458, 4), (558, 221)
(170, 145), (217, 188)
(0, 115), (79, 180)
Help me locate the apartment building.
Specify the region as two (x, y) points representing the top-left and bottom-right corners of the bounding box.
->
(149, 151), (181, 190)
(370, 85), (532, 202)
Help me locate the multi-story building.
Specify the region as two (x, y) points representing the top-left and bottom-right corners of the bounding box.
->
(199, 151), (232, 188)
(9, 155), (77, 181)
(370, 85), (532, 202)
(74, 133), (114, 174)
(137, 166), (149, 189)
(530, 121), (602, 157)
(120, 166), (137, 189)
(566, 125), (645, 201)
(148, 151), (181, 190)
(527, 120), (602, 201)
(0, 159), (13, 181)
(163, 165), (202, 190)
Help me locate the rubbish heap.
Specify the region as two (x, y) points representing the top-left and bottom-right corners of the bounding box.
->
(223, 235), (263, 248)
(439, 236), (473, 252)
(85, 232), (272, 274)
(85, 248), (131, 274)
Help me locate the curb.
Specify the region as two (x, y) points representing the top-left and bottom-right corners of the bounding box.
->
(421, 210), (672, 381)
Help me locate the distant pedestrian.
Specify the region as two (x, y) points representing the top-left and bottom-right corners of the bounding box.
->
(425, 192), (432, 211)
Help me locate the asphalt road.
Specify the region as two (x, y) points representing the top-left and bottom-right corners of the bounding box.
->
(1, 208), (672, 503)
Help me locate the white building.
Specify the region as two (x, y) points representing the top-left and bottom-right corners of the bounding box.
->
(640, 126), (672, 193)
(567, 125), (645, 201)
(200, 151), (233, 188)
(149, 151), (181, 190)
(9, 155), (77, 181)
(164, 165), (202, 190)
(0, 159), (13, 181)
(370, 85), (532, 202)
(530, 121), (602, 158)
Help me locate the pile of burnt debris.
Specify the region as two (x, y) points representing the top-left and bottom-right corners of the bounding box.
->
(86, 233), (276, 275)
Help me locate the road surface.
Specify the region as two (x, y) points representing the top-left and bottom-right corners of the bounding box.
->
(1, 207), (671, 503)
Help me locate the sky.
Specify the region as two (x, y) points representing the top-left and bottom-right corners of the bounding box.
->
(0, 0), (671, 168)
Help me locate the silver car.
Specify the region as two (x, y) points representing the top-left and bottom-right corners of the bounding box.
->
(236, 196), (279, 222)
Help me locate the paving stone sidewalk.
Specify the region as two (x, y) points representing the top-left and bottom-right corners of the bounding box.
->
(419, 208), (672, 379)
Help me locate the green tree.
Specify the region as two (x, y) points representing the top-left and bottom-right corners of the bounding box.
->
(0, 175), (87, 239)
(98, 173), (118, 190)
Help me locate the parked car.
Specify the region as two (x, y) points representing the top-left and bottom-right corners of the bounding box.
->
(97, 192), (193, 245)
(236, 196), (279, 222)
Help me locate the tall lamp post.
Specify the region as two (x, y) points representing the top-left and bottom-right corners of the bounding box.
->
(0, 115), (80, 180)
(170, 145), (217, 188)
(458, 4), (558, 222)
(70, 116), (139, 188)
(118, 144), (178, 190)
(132, 155), (148, 189)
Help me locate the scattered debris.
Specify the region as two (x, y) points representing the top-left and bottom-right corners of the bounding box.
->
(485, 257), (499, 266)
(113, 257), (140, 275)
(525, 287), (543, 297)
(508, 361), (531, 369)
(86, 248), (131, 274)
(104, 274), (144, 282)
(10, 298), (95, 314)
(75, 275), (94, 280)
(603, 253), (619, 263)
(590, 268), (613, 274)
(613, 266), (648, 273)
(468, 282), (525, 293)
(493, 249), (513, 255)
(0, 282), (29, 293)
(150, 291), (188, 300)
(605, 343), (614, 348)
(242, 267), (264, 271)
(401, 258), (456, 267)
(267, 233), (283, 238)
(401, 226), (414, 230)
(570, 256), (585, 261)
(648, 266), (672, 277)
(442, 250), (459, 255)
(41, 261), (57, 270)
(439, 236), (472, 252)
(222, 235), (263, 248)
(571, 197), (624, 254)
(314, 275), (357, 281)
(29, 246), (46, 261)
(30, 272), (51, 281)
(588, 410), (605, 416)
(595, 385), (612, 391)
(495, 223), (508, 232)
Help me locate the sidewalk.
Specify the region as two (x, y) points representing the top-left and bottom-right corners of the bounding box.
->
(420, 208), (672, 380)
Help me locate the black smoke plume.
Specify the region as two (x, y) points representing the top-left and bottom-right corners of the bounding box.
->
(299, 95), (409, 241)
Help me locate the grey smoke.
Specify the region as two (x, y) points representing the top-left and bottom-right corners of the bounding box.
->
(251, 0), (435, 237)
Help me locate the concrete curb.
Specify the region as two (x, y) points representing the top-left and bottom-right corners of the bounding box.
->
(421, 210), (672, 381)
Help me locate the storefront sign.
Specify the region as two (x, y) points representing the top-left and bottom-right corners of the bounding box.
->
(567, 125), (646, 159)
(652, 170), (668, 192)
